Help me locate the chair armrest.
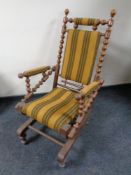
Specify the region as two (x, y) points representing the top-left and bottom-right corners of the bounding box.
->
(68, 80), (103, 139)
(80, 81), (100, 96)
(18, 66), (51, 78)
(17, 65), (56, 102)
(75, 81), (100, 100)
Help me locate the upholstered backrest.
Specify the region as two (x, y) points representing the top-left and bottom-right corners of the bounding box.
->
(61, 29), (101, 85)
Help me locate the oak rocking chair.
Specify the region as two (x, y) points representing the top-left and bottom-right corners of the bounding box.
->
(15, 9), (116, 167)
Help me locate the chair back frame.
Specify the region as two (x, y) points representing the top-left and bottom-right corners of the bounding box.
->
(53, 9), (116, 92)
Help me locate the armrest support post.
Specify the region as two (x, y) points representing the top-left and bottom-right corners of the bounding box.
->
(17, 66), (56, 105)
(68, 79), (104, 139)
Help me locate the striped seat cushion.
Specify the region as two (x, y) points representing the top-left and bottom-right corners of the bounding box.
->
(22, 87), (78, 132)
(61, 29), (101, 84)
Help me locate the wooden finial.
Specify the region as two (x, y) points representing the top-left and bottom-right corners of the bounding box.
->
(65, 9), (69, 15)
(111, 9), (116, 17)
(18, 73), (24, 78)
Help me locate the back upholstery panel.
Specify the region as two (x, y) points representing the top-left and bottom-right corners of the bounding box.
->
(61, 29), (101, 85)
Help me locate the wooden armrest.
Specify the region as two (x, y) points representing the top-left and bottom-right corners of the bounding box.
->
(18, 66), (51, 78)
(76, 81), (100, 100)
(80, 81), (100, 96)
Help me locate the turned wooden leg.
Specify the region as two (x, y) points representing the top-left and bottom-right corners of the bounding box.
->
(19, 132), (27, 144)
(17, 118), (36, 144)
(57, 137), (77, 167)
(58, 161), (66, 168)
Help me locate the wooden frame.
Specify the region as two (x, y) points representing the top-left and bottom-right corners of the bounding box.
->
(15, 9), (116, 167)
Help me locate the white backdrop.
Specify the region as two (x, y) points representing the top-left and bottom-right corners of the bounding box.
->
(0, 0), (131, 97)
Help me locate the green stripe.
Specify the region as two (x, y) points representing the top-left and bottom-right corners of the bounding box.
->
(31, 89), (67, 119)
(54, 104), (78, 131)
(75, 18), (98, 26)
(43, 93), (74, 125)
(57, 105), (78, 131)
(65, 30), (79, 79)
(22, 89), (58, 114)
(77, 31), (89, 82)
(78, 32), (91, 83)
(65, 31), (76, 78)
(76, 31), (91, 82)
(54, 104), (77, 130)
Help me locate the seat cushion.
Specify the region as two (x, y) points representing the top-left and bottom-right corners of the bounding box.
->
(22, 87), (78, 132)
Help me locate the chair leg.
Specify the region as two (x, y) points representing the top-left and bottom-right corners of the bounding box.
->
(17, 118), (36, 144)
(57, 136), (77, 166)
(57, 114), (90, 166)
(19, 132), (27, 144)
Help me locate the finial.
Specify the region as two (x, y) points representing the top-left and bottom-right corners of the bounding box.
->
(111, 9), (116, 17)
(64, 9), (69, 15)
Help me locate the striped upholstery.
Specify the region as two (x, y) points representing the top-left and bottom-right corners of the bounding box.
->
(74, 18), (99, 26)
(22, 87), (78, 132)
(61, 29), (101, 84)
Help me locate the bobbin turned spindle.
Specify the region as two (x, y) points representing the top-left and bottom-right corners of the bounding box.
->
(53, 9), (69, 88)
(94, 9), (116, 81)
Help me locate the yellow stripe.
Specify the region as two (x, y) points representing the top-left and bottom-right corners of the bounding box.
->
(76, 31), (91, 82)
(55, 104), (77, 131)
(61, 30), (74, 78)
(81, 32), (100, 84)
(65, 30), (79, 78)
(48, 97), (77, 129)
(70, 30), (85, 81)
(25, 88), (62, 116)
(36, 91), (72, 124)
(82, 18), (89, 25)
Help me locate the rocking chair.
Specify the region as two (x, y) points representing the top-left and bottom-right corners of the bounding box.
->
(15, 9), (116, 167)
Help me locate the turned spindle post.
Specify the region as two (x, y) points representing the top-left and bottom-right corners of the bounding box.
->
(94, 9), (116, 81)
(53, 9), (69, 88)
(68, 93), (85, 139)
